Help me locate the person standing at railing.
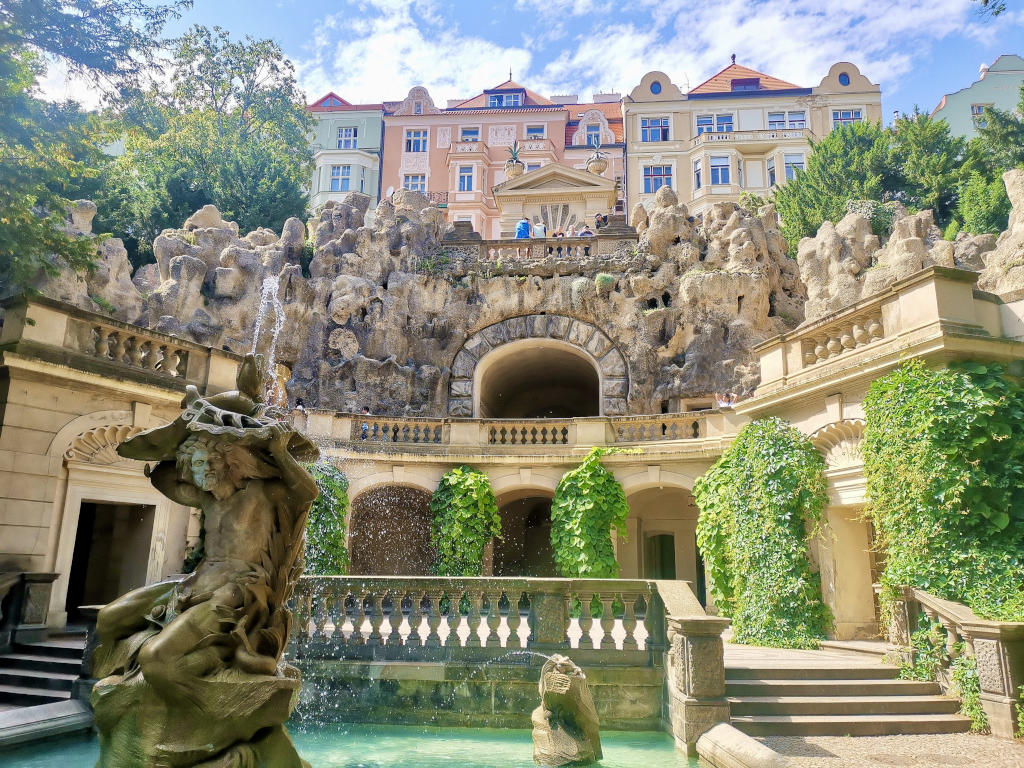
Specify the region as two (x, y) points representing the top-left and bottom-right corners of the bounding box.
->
(360, 406), (370, 440)
(533, 219), (547, 239)
(515, 216), (532, 257)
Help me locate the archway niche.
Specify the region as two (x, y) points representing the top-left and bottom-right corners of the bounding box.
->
(623, 486), (704, 603)
(349, 485), (434, 575)
(475, 339), (600, 419)
(493, 489), (557, 577)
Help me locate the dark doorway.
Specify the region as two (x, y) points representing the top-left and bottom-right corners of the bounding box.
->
(493, 496), (557, 576)
(478, 342), (601, 418)
(66, 502), (155, 621)
(694, 535), (707, 607)
(643, 533), (677, 580)
(349, 486), (434, 575)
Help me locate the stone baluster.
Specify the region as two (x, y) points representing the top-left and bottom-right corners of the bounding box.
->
(507, 591), (524, 648)
(128, 337), (145, 367)
(425, 590), (445, 648)
(328, 589), (346, 643)
(293, 586), (312, 641)
(465, 590), (483, 647)
(599, 594), (616, 649)
(579, 594), (596, 650)
(94, 328), (111, 358)
(621, 594), (639, 650)
(367, 593), (385, 646)
(941, 619), (960, 658)
(407, 591), (425, 647)
(349, 592), (367, 645)
(313, 592), (329, 642)
(112, 333), (129, 364)
(145, 344), (163, 370)
(485, 591), (503, 648)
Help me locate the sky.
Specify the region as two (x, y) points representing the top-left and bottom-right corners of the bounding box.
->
(38, 0), (1024, 121)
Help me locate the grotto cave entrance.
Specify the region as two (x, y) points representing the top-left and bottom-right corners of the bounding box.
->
(492, 491), (557, 577)
(349, 485), (434, 576)
(475, 339), (601, 419)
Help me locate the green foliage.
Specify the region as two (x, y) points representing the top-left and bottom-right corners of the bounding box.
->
(0, 0), (187, 294)
(418, 249), (451, 276)
(863, 360), (1024, 623)
(846, 199), (899, 238)
(89, 294), (117, 313)
(304, 463), (350, 575)
(738, 191), (766, 213)
(430, 465), (501, 576)
(95, 25), (314, 266)
(943, 219), (961, 241)
(974, 84), (1024, 172)
(550, 447), (633, 578)
(694, 417), (829, 648)
(951, 654), (988, 733)
(957, 171), (1012, 235)
(594, 273), (616, 294)
(898, 616), (947, 681)
(1017, 684), (1024, 738)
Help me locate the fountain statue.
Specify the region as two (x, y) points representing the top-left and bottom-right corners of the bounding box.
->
(90, 354), (319, 767)
(531, 655), (602, 767)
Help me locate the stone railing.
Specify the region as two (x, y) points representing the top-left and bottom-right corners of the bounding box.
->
(289, 575), (668, 664)
(439, 231), (637, 264)
(0, 572), (58, 651)
(0, 295), (241, 395)
(294, 410), (728, 454)
(800, 311), (884, 367)
(884, 585), (1024, 738)
(691, 128), (811, 147)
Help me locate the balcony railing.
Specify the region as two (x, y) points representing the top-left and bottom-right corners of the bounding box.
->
(691, 128), (811, 148)
(290, 575), (668, 663)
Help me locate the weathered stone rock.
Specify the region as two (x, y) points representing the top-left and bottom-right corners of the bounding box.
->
(979, 169), (1024, 297)
(531, 655), (602, 767)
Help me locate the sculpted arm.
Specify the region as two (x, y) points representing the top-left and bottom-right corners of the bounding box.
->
(267, 424), (318, 507)
(147, 460), (206, 508)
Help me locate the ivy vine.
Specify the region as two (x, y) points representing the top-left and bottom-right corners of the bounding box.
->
(430, 465), (501, 576)
(550, 447), (632, 578)
(303, 463), (350, 575)
(862, 360), (1024, 623)
(694, 417), (830, 649)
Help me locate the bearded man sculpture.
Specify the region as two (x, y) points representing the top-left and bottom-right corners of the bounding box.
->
(91, 355), (319, 768)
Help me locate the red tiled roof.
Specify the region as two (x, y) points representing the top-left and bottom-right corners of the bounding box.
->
(450, 78), (556, 109)
(565, 102), (624, 146)
(689, 64), (801, 95)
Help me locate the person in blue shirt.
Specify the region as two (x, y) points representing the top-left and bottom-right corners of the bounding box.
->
(515, 216), (531, 239)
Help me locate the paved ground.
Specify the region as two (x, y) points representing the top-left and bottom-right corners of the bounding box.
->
(760, 734), (1024, 767)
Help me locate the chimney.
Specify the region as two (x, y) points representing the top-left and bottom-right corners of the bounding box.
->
(979, 62), (990, 79)
(592, 92), (621, 104)
(550, 94), (579, 104)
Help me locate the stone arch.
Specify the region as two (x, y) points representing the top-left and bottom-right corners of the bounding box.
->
(348, 484), (435, 575)
(447, 315), (628, 417)
(571, 109), (616, 147)
(64, 424), (145, 467)
(48, 409), (135, 461)
(811, 419), (866, 468)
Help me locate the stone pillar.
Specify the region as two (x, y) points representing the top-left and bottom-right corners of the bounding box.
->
(528, 587), (570, 653)
(967, 624), (1024, 739)
(666, 616), (731, 756)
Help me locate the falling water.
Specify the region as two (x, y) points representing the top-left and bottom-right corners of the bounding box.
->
(252, 272), (286, 403)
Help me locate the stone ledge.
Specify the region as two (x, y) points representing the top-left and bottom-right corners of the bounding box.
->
(0, 699), (93, 748)
(697, 723), (790, 768)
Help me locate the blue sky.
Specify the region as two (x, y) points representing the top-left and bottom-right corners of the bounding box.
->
(42, 0), (1024, 121)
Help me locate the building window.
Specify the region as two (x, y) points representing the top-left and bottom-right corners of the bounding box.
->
(337, 127), (357, 149)
(710, 155), (730, 185)
(585, 124), (601, 146)
(832, 109), (862, 128)
(526, 162), (541, 173)
(650, 80), (662, 95)
(403, 174), (426, 192)
(731, 77), (760, 91)
(784, 153), (804, 180)
(330, 165), (351, 192)
(838, 72), (851, 86)
(643, 165), (672, 193)
(404, 129), (427, 152)
(715, 114), (733, 133)
(767, 157), (776, 187)
(413, 101), (423, 114)
(488, 92), (522, 107)
(526, 125), (545, 138)
(788, 111), (806, 129)
(641, 116), (669, 142)
(458, 165), (473, 191)
(460, 127), (479, 142)
(971, 103), (991, 128)
(768, 112), (785, 130)
(696, 115), (713, 135)
(693, 159), (702, 190)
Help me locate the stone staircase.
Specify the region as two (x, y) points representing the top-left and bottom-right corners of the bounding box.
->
(725, 644), (972, 736)
(0, 631), (86, 708)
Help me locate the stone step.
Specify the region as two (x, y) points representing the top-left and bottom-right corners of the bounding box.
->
(818, 640), (892, 660)
(725, 679), (941, 697)
(0, 667), (77, 692)
(726, 665), (899, 680)
(0, 653), (81, 674)
(728, 695), (961, 716)
(0, 684), (70, 707)
(12, 640), (85, 660)
(731, 713), (972, 737)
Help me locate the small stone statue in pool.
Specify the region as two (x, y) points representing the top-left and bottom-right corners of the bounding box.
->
(91, 354), (320, 768)
(531, 655), (603, 766)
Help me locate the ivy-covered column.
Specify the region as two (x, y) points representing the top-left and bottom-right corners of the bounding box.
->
(429, 465), (500, 576)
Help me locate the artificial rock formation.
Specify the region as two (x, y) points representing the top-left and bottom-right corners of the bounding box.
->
(531, 655), (602, 767)
(978, 169), (1024, 296)
(92, 355), (319, 767)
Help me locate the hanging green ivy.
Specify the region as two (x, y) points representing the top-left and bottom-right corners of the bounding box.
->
(862, 360), (1024, 623)
(694, 417), (829, 649)
(430, 465), (501, 576)
(550, 447), (632, 578)
(303, 462), (350, 575)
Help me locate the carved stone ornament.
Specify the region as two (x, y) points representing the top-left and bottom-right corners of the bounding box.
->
(531, 654), (602, 766)
(65, 424), (144, 465)
(91, 354), (320, 768)
(811, 419), (866, 468)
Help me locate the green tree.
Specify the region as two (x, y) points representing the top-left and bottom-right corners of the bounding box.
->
(0, 0), (187, 294)
(890, 110), (967, 225)
(975, 86), (1024, 171)
(430, 465), (501, 577)
(304, 463), (349, 575)
(97, 26), (314, 266)
(957, 171), (1012, 234)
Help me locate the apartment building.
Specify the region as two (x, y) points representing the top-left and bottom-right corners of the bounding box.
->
(932, 54), (1024, 140)
(307, 93), (385, 210)
(623, 61), (882, 216)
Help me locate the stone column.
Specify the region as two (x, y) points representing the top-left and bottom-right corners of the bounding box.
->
(966, 623), (1024, 739)
(666, 616), (731, 756)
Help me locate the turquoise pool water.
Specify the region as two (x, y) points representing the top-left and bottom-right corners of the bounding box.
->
(3, 723), (698, 767)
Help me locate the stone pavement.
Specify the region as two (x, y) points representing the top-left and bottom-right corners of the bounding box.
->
(760, 733), (1024, 767)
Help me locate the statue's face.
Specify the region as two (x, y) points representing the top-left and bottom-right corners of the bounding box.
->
(189, 446), (227, 491)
